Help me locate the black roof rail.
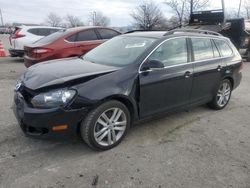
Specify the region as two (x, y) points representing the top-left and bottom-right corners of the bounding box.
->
(164, 29), (222, 36)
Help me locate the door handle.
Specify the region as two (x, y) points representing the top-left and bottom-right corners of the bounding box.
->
(217, 65), (222, 72)
(184, 71), (192, 78)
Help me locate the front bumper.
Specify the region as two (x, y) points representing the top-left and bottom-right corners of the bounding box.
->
(9, 49), (24, 57)
(13, 92), (88, 139)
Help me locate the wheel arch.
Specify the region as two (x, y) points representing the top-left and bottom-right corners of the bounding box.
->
(103, 95), (137, 123)
(223, 76), (234, 88)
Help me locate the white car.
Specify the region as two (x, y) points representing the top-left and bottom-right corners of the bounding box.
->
(9, 26), (62, 57)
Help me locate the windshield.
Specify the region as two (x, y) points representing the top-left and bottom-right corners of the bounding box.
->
(82, 36), (156, 66)
(35, 29), (66, 44)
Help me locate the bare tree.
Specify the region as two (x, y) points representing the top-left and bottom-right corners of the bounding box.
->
(65, 14), (84, 27)
(243, 0), (250, 19)
(90, 11), (110, 26)
(46, 12), (62, 27)
(131, 1), (166, 30)
(165, 0), (209, 26)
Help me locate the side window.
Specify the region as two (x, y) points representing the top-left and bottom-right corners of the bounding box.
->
(49, 29), (60, 35)
(66, 34), (77, 42)
(191, 38), (214, 61)
(76, 30), (98, 41)
(38, 28), (50, 36)
(98, 29), (120, 39)
(214, 39), (233, 57)
(148, 38), (188, 67)
(28, 28), (39, 35)
(211, 40), (220, 58)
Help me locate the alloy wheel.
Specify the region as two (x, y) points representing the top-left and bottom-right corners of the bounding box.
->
(94, 108), (127, 146)
(216, 82), (231, 107)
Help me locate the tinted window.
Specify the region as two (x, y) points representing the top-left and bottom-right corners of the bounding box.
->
(214, 39), (233, 57)
(98, 29), (120, 39)
(76, 30), (98, 41)
(66, 34), (77, 42)
(28, 28), (60, 36)
(35, 30), (66, 44)
(28, 28), (39, 35)
(192, 38), (214, 61)
(148, 38), (188, 66)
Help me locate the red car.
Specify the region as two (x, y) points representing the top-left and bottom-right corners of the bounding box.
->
(24, 26), (121, 67)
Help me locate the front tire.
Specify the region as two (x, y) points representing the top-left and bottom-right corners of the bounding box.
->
(80, 100), (130, 150)
(208, 79), (232, 110)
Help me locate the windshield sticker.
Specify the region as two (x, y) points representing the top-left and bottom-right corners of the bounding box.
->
(125, 42), (146, 48)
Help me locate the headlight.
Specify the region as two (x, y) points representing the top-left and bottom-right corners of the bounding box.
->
(31, 89), (76, 109)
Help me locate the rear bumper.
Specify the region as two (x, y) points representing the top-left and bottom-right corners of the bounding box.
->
(13, 91), (88, 139)
(9, 49), (24, 57)
(233, 72), (242, 90)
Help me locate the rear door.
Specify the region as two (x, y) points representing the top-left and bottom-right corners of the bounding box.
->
(74, 29), (102, 55)
(139, 37), (193, 117)
(189, 37), (222, 104)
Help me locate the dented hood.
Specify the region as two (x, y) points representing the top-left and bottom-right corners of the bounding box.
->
(21, 57), (119, 90)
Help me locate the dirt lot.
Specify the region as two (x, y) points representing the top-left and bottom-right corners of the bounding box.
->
(0, 42), (250, 187)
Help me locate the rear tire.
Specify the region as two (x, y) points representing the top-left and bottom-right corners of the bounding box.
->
(208, 79), (232, 110)
(80, 100), (130, 150)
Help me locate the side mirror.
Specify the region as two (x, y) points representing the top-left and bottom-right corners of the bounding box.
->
(141, 59), (164, 72)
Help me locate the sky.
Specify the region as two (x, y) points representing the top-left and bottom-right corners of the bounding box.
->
(0, 0), (244, 27)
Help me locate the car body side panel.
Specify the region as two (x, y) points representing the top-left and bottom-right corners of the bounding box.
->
(139, 63), (193, 118)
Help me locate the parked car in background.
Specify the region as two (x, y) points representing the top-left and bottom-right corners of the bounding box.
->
(13, 29), (243, 150)
(23, 26), (121, 67)
(0, 27), (12, 34)
(9, 26), (62, 57)
(239, 30), (250, 61)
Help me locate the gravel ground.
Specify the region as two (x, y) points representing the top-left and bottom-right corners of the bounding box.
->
(0, 52), (250, 187)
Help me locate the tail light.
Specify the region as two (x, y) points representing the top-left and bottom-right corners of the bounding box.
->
(11, 29), (25, 39)
(243, 37), (250, 46)
(29, 48), (53, 58)
(32, 48), (53, 54)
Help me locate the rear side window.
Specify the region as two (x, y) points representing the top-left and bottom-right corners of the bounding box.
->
(76, 30), (98, 41)
(214, 39), (233, 57)
(148, 38), (188, 66)
(28, 28), (40, 35)
(35, 30), (66, 44)
(66, 34), (77, 42)
(28, 28), (60, 36)
(191, 38), (214, 61)
(211, 40), (220, 58)
(97, 29), (120, 39)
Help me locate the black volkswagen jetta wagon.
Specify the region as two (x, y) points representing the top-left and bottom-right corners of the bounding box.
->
(13, 29), (243, 150)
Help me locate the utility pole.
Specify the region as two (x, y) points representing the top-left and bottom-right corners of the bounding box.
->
(92, 11), (96, 26)
(238, 0), (242, 17)
(221, 0), (225, 22)
(0, 9), (4, 26)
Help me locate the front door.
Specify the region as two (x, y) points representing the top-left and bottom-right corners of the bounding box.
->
(139, 38), (193, 118)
